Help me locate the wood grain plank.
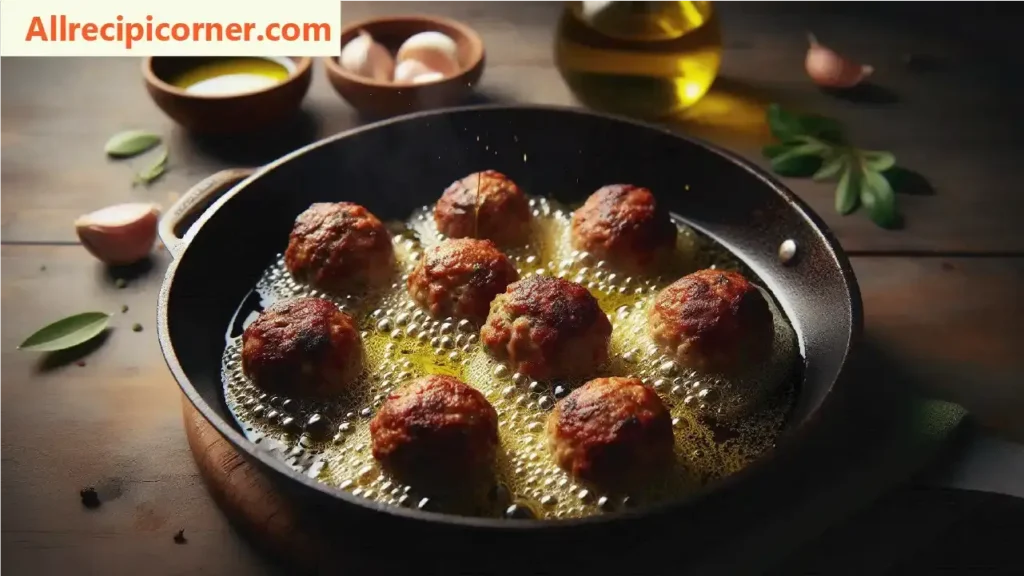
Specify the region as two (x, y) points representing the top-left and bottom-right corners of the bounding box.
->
(0, 247), (277, 576)
(771, 485), (1024, 576)
(2, 244), (1022, 575)
(3, 2), (1023, 252)
(851, 256), (1024, 441)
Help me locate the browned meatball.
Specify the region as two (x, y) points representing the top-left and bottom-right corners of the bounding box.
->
(407, 238), (519, 323)
(481, 276), (611, 380)
(570, 184), (677, 274)
(241, 297), (362, 398)
(284, 202), (394, 293)
(370, 375), (499, 486)
(434, 170), (531, 245)
(547, 377), (674, 488)
(649, 269), (774, 373)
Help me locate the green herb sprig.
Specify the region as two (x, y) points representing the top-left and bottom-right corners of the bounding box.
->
(133, 146), (168, 185)
(762, 104), (899, 228)
(104, 129), (169, 186)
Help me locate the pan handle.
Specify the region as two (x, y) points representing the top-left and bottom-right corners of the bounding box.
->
(158, 168), (256, 259)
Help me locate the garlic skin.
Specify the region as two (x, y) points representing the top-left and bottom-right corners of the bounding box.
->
(340, 30), (395, 81)
(396, 31), (460, 76)
(75, 203), (161, 266)
(805, 33), (873, 88)
(394, 59), (445, 84)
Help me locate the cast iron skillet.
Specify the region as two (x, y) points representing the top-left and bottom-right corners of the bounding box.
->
(156, 105), (862, 574)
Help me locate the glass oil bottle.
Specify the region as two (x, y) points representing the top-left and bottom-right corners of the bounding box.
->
(555, 1), (723, 119)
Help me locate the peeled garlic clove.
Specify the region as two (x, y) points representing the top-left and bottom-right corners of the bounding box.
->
(805, 33), (873, 88)
(75, 203), (161, 266)
(396, 31), (460, 76)
(412, 71), (445, 85)
(394, 59), (444, 83)
(340, 29), (395, 81)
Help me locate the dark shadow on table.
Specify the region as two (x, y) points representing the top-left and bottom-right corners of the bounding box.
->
(756, 336), (998, 576)
(771, 450), (1024, 576)
(901, 53), (948, 74)
(186, 91), (519, 161)
(887, 166), (936, 197)
(102, 255), (162, 284)
(463, 89), (515, 108)
(352, 89), (516, 124)
(184, 109), (322, 166)
(36, 330), (112, 372)
(820, 82), (900, 106)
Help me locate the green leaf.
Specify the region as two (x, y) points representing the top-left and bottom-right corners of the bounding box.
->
(861, 150), (896, 172)
(814, 155), (846, 181)
(764, 103), (908, 227)
(19, 312), (112, 352)
(766, 104), (805, 142)
(789, 135), (834, 152)
(766, 104), (845, 144)
(762, 143), (792, 159)
(785, 138), (831, 157)
(769, 139), (830, 177)
(835, 165), (859, 214)
(105, 130), (161, 158)
(134, 147), (168, 185)
(797, 114), (845, 144)
(861, 168), (898, 228)
(771, 152), (824, 177)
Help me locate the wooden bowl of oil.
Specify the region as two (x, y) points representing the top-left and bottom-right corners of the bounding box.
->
(143, 56), (313, 134)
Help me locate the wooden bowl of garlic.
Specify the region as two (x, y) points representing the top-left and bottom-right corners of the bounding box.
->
(323, 15), (485, 117)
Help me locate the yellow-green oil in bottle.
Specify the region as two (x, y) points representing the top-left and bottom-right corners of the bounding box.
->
(555, 1), (723, 119)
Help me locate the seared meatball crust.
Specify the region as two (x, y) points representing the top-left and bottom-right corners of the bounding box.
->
(284, 202), (395, 293)
(241, 297), (362, 398)
(370, 375), (499, 487)
(481, 276), (612, 380)
(433, 170), (531, 245)
(407, 238), (519, 323)
(570, 184), (677, 274)
(547, 377), (674, 488)
(649, 269), (774, 373)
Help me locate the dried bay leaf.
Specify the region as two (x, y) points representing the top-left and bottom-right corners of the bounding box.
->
(104, 130), (161, 158)
(19, 311), (112, 352)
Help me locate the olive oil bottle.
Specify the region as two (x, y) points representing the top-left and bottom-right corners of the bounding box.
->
(555, 1), (722, 119)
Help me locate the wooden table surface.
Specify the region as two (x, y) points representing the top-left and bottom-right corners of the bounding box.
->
(3, 2), (1023, 575)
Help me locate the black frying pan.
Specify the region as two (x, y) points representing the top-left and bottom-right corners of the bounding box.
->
(156, 105), (862, 574)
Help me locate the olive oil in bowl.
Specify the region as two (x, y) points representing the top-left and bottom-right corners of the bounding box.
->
(171, 57), (295, 96)
(555, 1), (723, 119)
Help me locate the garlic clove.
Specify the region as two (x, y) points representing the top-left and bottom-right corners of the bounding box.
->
(340, 29), (395, 81)
(394, 59), (444, 83)
(396, 31), (460, 77)
(74, 203), (161, 266)
(411, 71), (445, 85)
(805, 33), (873, 89)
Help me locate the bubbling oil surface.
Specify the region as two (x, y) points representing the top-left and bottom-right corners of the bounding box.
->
(221, 196), (799, 520)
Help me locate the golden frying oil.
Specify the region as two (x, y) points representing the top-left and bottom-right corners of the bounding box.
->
(555, 1), (723, 118)
(172, 57), (293, 96)
(222, 196), (799, 520)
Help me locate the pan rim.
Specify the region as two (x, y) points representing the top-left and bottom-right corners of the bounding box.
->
(156, 103), (864, 530)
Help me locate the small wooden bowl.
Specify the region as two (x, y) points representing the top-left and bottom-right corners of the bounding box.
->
(142, 56), (313, 134)
(323, 16), (485, 117)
